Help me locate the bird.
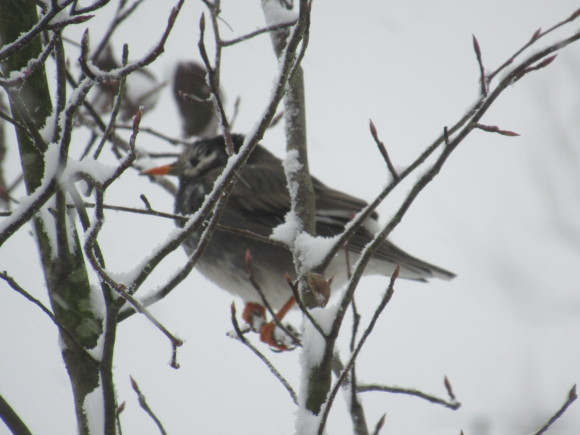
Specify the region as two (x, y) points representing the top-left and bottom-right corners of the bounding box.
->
(142, 134), (455, 348)
(172, 61), (218, 138)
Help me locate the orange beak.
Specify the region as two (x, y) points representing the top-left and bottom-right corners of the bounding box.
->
(140, 164), (175, 176)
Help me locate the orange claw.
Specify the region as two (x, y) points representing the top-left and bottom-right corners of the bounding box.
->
(260, 322), (288, 351)
(242, 303), (266, 331)
(259, 296), (297, 351)
(241, 297), (298, 351)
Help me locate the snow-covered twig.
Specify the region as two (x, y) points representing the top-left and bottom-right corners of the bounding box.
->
(325, 27), (580, 349)
(78, 111), (183, 368)
(77, 0), (184, 84)
(0, 32), (58, 87)
(0, 0), (76, 61)
(123, 0), (311, 300)
(120, 189), (232, 320)
(318, 268), (398, 434)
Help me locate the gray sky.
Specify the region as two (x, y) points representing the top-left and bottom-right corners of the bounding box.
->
(1, 1), (579, 433)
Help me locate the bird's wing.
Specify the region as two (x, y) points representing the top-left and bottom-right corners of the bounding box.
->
(227, 163), (292, 219)
(221, 159), (455, 280)
(226, 161), (378, 230)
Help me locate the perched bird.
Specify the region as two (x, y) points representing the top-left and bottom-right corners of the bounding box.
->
(142, 134), (454, 348)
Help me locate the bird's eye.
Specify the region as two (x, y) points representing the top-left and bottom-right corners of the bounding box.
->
(189, 157), (199, 167)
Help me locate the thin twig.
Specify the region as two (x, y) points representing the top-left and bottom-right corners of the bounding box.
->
(0, 393), (32, 435)
(130, 376), (168, 435)
(369, 119), (398, 180)
(80, 112), (183, 368)
(357, 383), (461, 410)
(115, 124), (186, 145)
(245, 249), (302, 347)
(372, 413), (386, 435)
(92, 0), (147, 62)
(123, 0), (311, 299)
(120, 189), (231, 321)
(285, 275), (326, 338)
(92, 45), (129, 160)
(472, 35), (487, 96)
(0, 32), (59, 87)
(230, 303), (298, 404)
(318, 268), (398, 434)
(533, 385), (577, 435)
(488, 7), (580, 82)
(0, 271), (98, 365)
(323, 27), (580, 362)
(198, 7), (233, 154)
(78, 0), (184, 83)
(0, 0), (76, 61)
(221, 20), (298, 46)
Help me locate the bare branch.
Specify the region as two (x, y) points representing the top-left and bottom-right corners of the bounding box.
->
(130, 376), (168, 435)
(123, 0), (311, 300)
(115, 124), (187, 145)
(357, 384), (461, 410)
(533, 385), (577, 435)
(321, 28), (580, 355)
(230, 303), (298, 404)
(92, 0), (148, 61)
(198, 7), (233, 154)
(472, 34), (487, 96)
(78, 0), (185, 83)
(0, 0), (77, 61)
(78, 112), (183, 368)
(369, 119), (398, 180)
(0, 177), (57, 246)
(92, 44), (129, 160)
(0, 271), (99, 365)
(221, 20), (298, 46)
(0, 393), (32, 435)
(0, 32), (58, 87)
(318, 268), (398, 434)
(475, 123), (520, 136)
(372, 413), (386, 435)
(488, 8), (580, 81)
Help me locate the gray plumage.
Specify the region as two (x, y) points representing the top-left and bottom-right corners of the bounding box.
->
(169, 134), (455, 309)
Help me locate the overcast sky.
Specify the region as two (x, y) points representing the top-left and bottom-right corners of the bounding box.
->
(1, 1), (580, 434)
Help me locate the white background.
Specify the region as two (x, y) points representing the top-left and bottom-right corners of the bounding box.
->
(1, 1), (579, 434)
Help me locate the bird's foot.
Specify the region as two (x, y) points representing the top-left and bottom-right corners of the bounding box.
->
(242, 302), (266, 332)
(241, 298), (299, 351)
(259, 321), (299, 352)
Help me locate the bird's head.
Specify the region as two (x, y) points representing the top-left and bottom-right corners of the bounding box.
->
(141, 134), (245, 178)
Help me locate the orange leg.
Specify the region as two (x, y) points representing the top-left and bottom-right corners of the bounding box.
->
(259, 296), (296, 351)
